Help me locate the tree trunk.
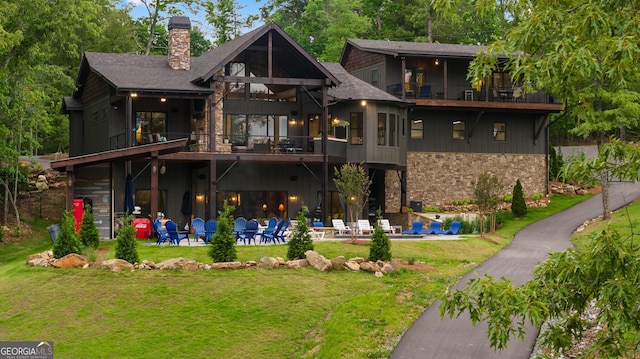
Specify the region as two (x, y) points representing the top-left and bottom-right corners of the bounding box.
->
(601, 171), (610, 219)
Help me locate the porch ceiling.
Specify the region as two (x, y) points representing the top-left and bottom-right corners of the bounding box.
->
(50, 139), (188, 171)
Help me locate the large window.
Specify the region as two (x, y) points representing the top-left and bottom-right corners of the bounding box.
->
(377, 113), (386, 145)
(452, 120), (465, 140)
(224, 114), (288, 145)
(350, 112), (363, 145)
(135, 112), (167, 144)
(410, 119), (423, 139)
(493, 122), (506, 141)
(389, 114), (397, 146)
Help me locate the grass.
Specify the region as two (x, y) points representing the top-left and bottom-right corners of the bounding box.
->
(0, 194), (591, 358)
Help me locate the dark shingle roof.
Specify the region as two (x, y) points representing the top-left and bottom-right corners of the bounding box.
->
(322, 62), (407, 103)
(83, 52), (212, 94)
(344, 39), (489, 58)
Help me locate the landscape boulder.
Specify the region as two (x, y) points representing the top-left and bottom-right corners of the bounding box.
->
(100, 259), (134, 272)
(53, 253), (87, 269)
(257, 256), (279, 269)
(155, 257), (200, 270)
(330, 256), (346, 270)
(305, 250), (332, 272)
(286, 259), (309, 269)
(210, 261), (245, 270)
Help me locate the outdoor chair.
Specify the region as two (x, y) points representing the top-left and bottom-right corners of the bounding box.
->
(402, 221), (423, 234)
(331, 219), (352, 235)
(310, 221), (325, 240)
(239, 219), (260, 245)
(379, 219), (395, 234)
(357, 219), (374, 235)
(232, 217), (247, 243)
(165, 220), (189, 246)
(419, 221), (442, 235)
(204, 219), (217, 244)
(276, 218), (291, 243)
(440, 221), (461, 235)
(262, 219), (284, 244)
(419, 84), (431, 98)
(153, 219), (170, 245)
(258, 217), (278, 243)
(191, 217), (205, 242)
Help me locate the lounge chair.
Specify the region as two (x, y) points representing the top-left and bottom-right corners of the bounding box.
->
(165, 220), (190, 246)
(440, 221), (461, 235)
(402, 221), (423, 234)
(332, 219), (352, 235)
(357, 219), (374, 235)
(379, 219), (395, 234)
(310, 222), (325, 240)
(420, 221), (442, 235)
(204, 219), (217, 244)
(191, 217), (205, 242)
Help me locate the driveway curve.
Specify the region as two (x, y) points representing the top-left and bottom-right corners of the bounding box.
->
(390, 182), (640, 359)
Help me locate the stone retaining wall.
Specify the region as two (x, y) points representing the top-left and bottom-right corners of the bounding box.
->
(407, 152), (547, 208)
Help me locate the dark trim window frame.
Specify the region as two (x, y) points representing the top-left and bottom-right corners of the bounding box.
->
(350, 112), (363, 145)
(493, 122), (506, 141)
(377, 113), (386, 145)
(452, 120), (465, 140)
(410, 119), (423, 139)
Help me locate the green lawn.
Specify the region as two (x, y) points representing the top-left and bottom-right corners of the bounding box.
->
(0, 195), (591, 359)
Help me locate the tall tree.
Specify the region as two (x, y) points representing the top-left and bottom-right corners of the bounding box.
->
(434, 0), (640, 219)
(136, 0), (200, 55)
(204, 0), (258, 46)
(333, 163), (372, 242)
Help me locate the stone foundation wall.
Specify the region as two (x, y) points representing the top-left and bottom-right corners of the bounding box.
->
(384, 170), (402, 213)
(407, 152), (547, 208)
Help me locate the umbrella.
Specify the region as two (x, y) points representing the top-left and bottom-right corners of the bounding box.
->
(124, 174), (135, 214)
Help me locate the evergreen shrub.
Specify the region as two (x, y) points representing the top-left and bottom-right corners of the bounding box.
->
(209, 201), (237, 263)
(287, 206), (314, 260)
(115, 215), (139, 264)
(53, 211), (83, 258)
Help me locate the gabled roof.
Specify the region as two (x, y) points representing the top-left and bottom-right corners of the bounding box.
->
(322, 62), (408, 104)
(194, 22), (339, 86)
(77, 53), (213, 97)
(340, 39), (493, 64)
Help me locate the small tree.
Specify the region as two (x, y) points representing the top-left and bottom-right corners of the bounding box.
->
(333, 163), (372, 242)
(209, 201), (237, 263)
(369, 212), (391, 262)
(115, 215), (139, 264)
(53, 211), (83, 258)
(287, 205), (314, 260)
(472, 172), (504, 234)
(510, 179), (527, 218)
(79, 205), (100, 249)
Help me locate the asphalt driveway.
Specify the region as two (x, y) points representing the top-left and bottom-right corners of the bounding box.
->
(390, 181), (640, 359)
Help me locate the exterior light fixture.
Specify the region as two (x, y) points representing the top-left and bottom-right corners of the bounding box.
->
(360, 100), (367, 106)
(160, 98), (167, 102)
(435, 58), (439, 66)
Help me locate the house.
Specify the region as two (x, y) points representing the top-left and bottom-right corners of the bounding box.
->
(340, 39), (563, 209)
(53, 18), (409, 238)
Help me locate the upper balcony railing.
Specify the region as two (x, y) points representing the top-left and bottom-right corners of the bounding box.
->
(387, 82), (554, 105)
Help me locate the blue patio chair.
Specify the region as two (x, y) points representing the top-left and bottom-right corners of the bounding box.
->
(258, 217), (278, 244)
(439, 221), (461, 235)
(152, 219), (170, 245)
(312, 221), (324, 228)
(204, 219), (217, 244)
(239, 219), (260, 245)
(191, 217), (205, 242)
(165, 220), (190, 246)
(275, 218), (290, 243)
(419, 221), (441, 235)
(402, 221), (423, 234)
(419, 84), (431, 98)
(232, 217), (247, 243)
(262, 219), (284, 244)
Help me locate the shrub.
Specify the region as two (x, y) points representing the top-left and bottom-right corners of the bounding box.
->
(287, 206), (314, 260)
(115, 215), (139, 264)
(422, 206), (441, 213)
(80, 205), (100, 249)
(53, 211), (83, 258)
(511, 179), (527, 218)
(533, 192), (544, 201)
(503, 194), (513, 203)
(209, 201), (237, 263)
(369, 213), (391, 262)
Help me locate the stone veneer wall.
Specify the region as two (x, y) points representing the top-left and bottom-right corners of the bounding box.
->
(213, 74), (227, 152)
(407, 152), (547, 208)
(168, 27), (190, 70)
(384, 170), (402, 213)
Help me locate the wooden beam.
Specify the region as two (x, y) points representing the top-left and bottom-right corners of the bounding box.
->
(534, 114), (549, 144)
(212, 76), (324, 86)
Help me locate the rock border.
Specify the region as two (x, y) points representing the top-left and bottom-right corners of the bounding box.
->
(27, 250), (396, 276)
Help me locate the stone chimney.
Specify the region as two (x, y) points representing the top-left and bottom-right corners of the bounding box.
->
(168, 16), (191, 70)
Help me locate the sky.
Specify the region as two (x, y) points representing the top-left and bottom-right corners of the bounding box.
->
(124, 0), (264, 35)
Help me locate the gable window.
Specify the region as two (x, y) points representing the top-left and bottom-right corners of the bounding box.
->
(372, 69), (379, 88)
(452, 120), (465, 140)
(135, 112), (167, 144)
(410, 119), (423, 139)
(389, 114), (397, 146)
(350, 112), (363, 145)
(493, 122), (506, 141)
(226, 62), (246, 100)
(377, 113), (386, 145)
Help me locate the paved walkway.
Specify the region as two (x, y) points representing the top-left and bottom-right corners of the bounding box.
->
(390, 182), (640, 359)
